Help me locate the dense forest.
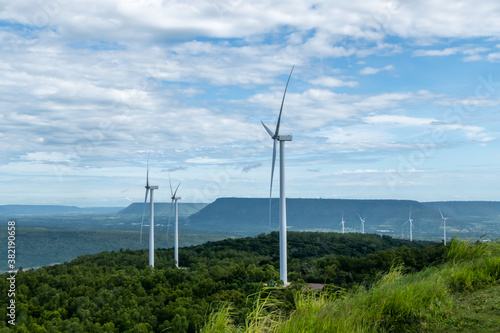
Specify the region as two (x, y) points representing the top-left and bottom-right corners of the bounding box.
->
(0, 232), (446, 332)
(0, 227), (231, 272)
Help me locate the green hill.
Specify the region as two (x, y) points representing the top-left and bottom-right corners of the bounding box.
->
(423, 201), (500, 218)
(2, 231), (498, 332)
(207, 239), (500, 332)
(0, 232), (443, 332)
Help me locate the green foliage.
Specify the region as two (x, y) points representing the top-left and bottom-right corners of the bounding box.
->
(0, 232), (445, 332)
(220, 240), (500, 333)
(0, 227), (231, 272)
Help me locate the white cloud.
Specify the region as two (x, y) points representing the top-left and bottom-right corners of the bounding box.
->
(21, 152), (71, 163)
(185, 157), (232, 165)
(359, 64), (393, 75)
(436, 124), (494, 142)
(335, 169), (421, 175)
(463, 54), (483, 62)
(413, 46), (489, 60)
(364, 115), (436, 126)
(413, 47), (462, 56)
(487, 52), (500, 62)
(309, 76), (358, 88)
(1, 0), (499, 204)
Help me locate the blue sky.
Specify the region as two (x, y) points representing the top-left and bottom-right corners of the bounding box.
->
(0, 0), (499, 206)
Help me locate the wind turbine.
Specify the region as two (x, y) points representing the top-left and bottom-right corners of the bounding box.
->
(358, 214), (366, 234)
(140, 157), (159, 267)
(403, 206), (414, 241)
(169, 176), (181, 268)
(340, 213), (345, 234)
(262, 65), (294, 285)
(439, 209), (449, 246)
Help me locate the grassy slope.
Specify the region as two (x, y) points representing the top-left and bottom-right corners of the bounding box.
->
(203, 240), (500, 332)
(437, 285), (500, 332)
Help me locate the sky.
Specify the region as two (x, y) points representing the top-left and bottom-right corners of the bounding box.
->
(0, 0), (499, 207)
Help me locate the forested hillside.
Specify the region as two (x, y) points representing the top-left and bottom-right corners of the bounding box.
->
(423, 201), (500, 219)
(206, 240), (500, 332)
(0, 232), (444, 332)
(0, 228), (231, 272)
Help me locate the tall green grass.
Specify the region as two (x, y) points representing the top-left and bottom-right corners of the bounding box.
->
(203, 239), (500, 332)
(201, 305), (238, 333)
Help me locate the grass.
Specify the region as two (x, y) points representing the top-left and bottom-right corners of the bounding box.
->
(204, 239), (500, 332)
(430, 285), (500, 332)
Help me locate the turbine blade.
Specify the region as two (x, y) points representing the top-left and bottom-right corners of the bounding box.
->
(168, 198), (174, 229)
(140, 188), (149, 244)
(439, 208), (444, 220)
(274, 65), (294, 137)
(268, 139), (277, 228)
(261, 121), (274, 138)
(173, 183), (181, 198)
(166, 223), (171, 246)
(169, 174), (173, 197)
(146, 153), (150, 188)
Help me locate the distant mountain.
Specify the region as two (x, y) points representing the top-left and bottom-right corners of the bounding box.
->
(118, 202), (208, 217)
(187, 198), (500, 238)
(423, 201), (500, 219)
(188, 198), (434, 231)
(0, 205), (123, 216)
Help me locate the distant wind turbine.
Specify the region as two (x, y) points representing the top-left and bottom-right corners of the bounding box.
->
(439, 209), (449, 246)
(262, 65), (294, 285)
(340, 213), (345, 234)
(403, 206), (414, 241)
(140, 156), (159, 267)
(358, 214), (366, 234)
(169, 176), (181, 268)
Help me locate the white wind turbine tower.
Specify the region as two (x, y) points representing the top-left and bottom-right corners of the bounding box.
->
(439, 209), (449, 246)
(140, 157), (159, 267)
(340, 213), (345, 234)
(358, 214), (366, 234)
(169, 176), (181, 268)
(403, 206), (414, 241)
(262, 65), (294, 285)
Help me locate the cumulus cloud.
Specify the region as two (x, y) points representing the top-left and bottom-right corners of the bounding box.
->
(1, 0), (499, 204)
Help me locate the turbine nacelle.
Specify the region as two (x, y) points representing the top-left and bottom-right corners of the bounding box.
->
(277, 135), (292, 141)
(261, 124), (293, 141)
